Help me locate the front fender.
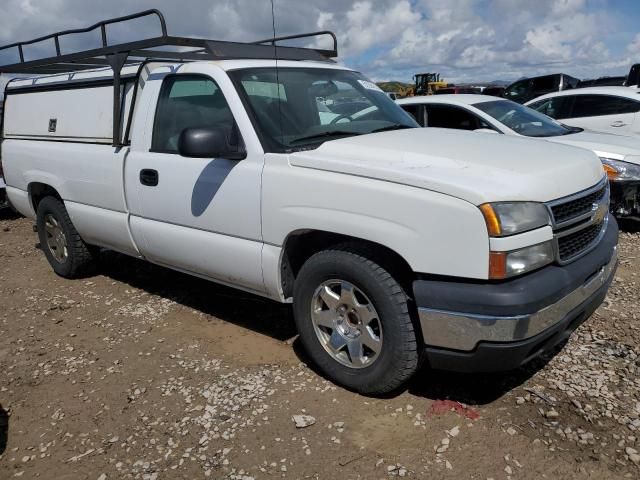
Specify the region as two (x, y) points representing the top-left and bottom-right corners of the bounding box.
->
(262, 155), (490, 280)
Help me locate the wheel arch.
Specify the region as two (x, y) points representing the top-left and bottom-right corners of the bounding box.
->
(28, 182), (63, 212)
(280, 229), (416, 300)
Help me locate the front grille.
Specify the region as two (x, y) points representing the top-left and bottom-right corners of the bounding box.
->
(557, 222), (603, 261)
(548, 179), (609, 264)
(550, 183), (607, 225)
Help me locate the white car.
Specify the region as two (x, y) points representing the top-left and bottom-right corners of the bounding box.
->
(398, 95), (640, 219)
(525, 87), (640, 138)
(0, 11), (618, 394)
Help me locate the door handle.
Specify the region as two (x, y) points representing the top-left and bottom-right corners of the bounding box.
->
(139, 169), (159, 186)
(610, 121), (627, 127)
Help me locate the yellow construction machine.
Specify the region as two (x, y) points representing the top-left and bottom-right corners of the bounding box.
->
(412, 72), (448, 96)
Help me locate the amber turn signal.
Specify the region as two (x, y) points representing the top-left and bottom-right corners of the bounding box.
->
(488, 251), (507, 280)
(480, 203), (501, 237)
(602, 163), (618, 180)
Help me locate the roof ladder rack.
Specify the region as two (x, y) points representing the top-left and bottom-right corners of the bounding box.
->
(0, 9), (338, 147)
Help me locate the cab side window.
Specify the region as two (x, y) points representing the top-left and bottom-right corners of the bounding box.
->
(152, 75), (235, 153)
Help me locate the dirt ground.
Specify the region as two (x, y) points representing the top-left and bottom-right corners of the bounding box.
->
(1, 211), (639, 480)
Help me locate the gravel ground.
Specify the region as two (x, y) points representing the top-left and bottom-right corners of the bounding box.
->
(0, 212), (639, 480)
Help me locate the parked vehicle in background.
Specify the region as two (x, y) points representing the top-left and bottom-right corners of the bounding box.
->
(624, 64), (640, 87)
(435, 86), (482, 95)
(0, 11), (619, 395)
(504, 73), (580, 104)
(579, 76), (627, 88)
(414, 72), (447, 95)
(526, 87), (640, 138)
(582, 63), (640, 88)
(482, 86), (505, 97)
(398, 95), (640, 219)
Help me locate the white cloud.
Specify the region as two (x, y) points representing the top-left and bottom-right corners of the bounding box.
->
(334, 1), (420, 55)
(627, 33), (640, 54)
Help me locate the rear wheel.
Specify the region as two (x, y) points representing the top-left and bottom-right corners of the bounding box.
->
(36, 196), (96, 278)
(293, 246), (420, 395)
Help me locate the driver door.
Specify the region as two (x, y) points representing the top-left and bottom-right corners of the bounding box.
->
(125, 70), (266, 294)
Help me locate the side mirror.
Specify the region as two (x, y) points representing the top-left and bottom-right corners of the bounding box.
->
(474, 128), (499, 134)
(177, 127), (246, 160)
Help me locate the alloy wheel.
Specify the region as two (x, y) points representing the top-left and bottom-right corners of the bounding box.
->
(310, 279), (383, 369)
(44, 213), (68, 263)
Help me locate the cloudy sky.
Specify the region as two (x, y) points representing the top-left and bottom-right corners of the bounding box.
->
(1, 0), (639, 91)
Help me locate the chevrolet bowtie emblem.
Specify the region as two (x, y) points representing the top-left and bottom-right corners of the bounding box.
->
(592, 201), (607, 224)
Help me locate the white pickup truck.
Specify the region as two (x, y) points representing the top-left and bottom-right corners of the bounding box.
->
(0, 12), (619, 394)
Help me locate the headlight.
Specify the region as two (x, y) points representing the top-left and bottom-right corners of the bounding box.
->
(480, 202), (550, 237)
(600, 157), (640, 181)
(489, 241), (555, 279)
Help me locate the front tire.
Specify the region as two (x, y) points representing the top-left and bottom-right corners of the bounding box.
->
(36, 196), (96, 278)
(293, 246), (420, 395)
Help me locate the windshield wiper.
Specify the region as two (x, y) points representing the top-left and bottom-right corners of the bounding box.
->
(371, 124), (415, 133)
(289, 130), (362, 145)
(289, 124), (414, 145)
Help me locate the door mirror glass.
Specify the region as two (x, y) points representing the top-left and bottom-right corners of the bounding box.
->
(178, 127), (246, 160)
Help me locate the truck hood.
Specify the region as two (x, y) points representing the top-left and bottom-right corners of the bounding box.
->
(545, 130), (640, 164)
(289, 128), (604, 205)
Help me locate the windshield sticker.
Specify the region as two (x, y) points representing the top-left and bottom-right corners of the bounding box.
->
(358, 80), (383, 92)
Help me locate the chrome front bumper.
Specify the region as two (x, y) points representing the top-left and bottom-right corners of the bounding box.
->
(418, 246), (617, 352)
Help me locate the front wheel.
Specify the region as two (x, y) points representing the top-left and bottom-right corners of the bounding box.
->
(293, 247), (420, 395)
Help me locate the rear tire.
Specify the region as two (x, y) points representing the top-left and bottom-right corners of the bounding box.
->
(293, 246), (420, 395)
(36, 196), (96, 278)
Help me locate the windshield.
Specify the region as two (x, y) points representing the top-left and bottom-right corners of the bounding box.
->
(473, 99), (574, 137)
(230, 67), (418, 152)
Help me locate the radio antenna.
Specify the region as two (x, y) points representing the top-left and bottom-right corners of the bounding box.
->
(270, 0), (284, 145)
